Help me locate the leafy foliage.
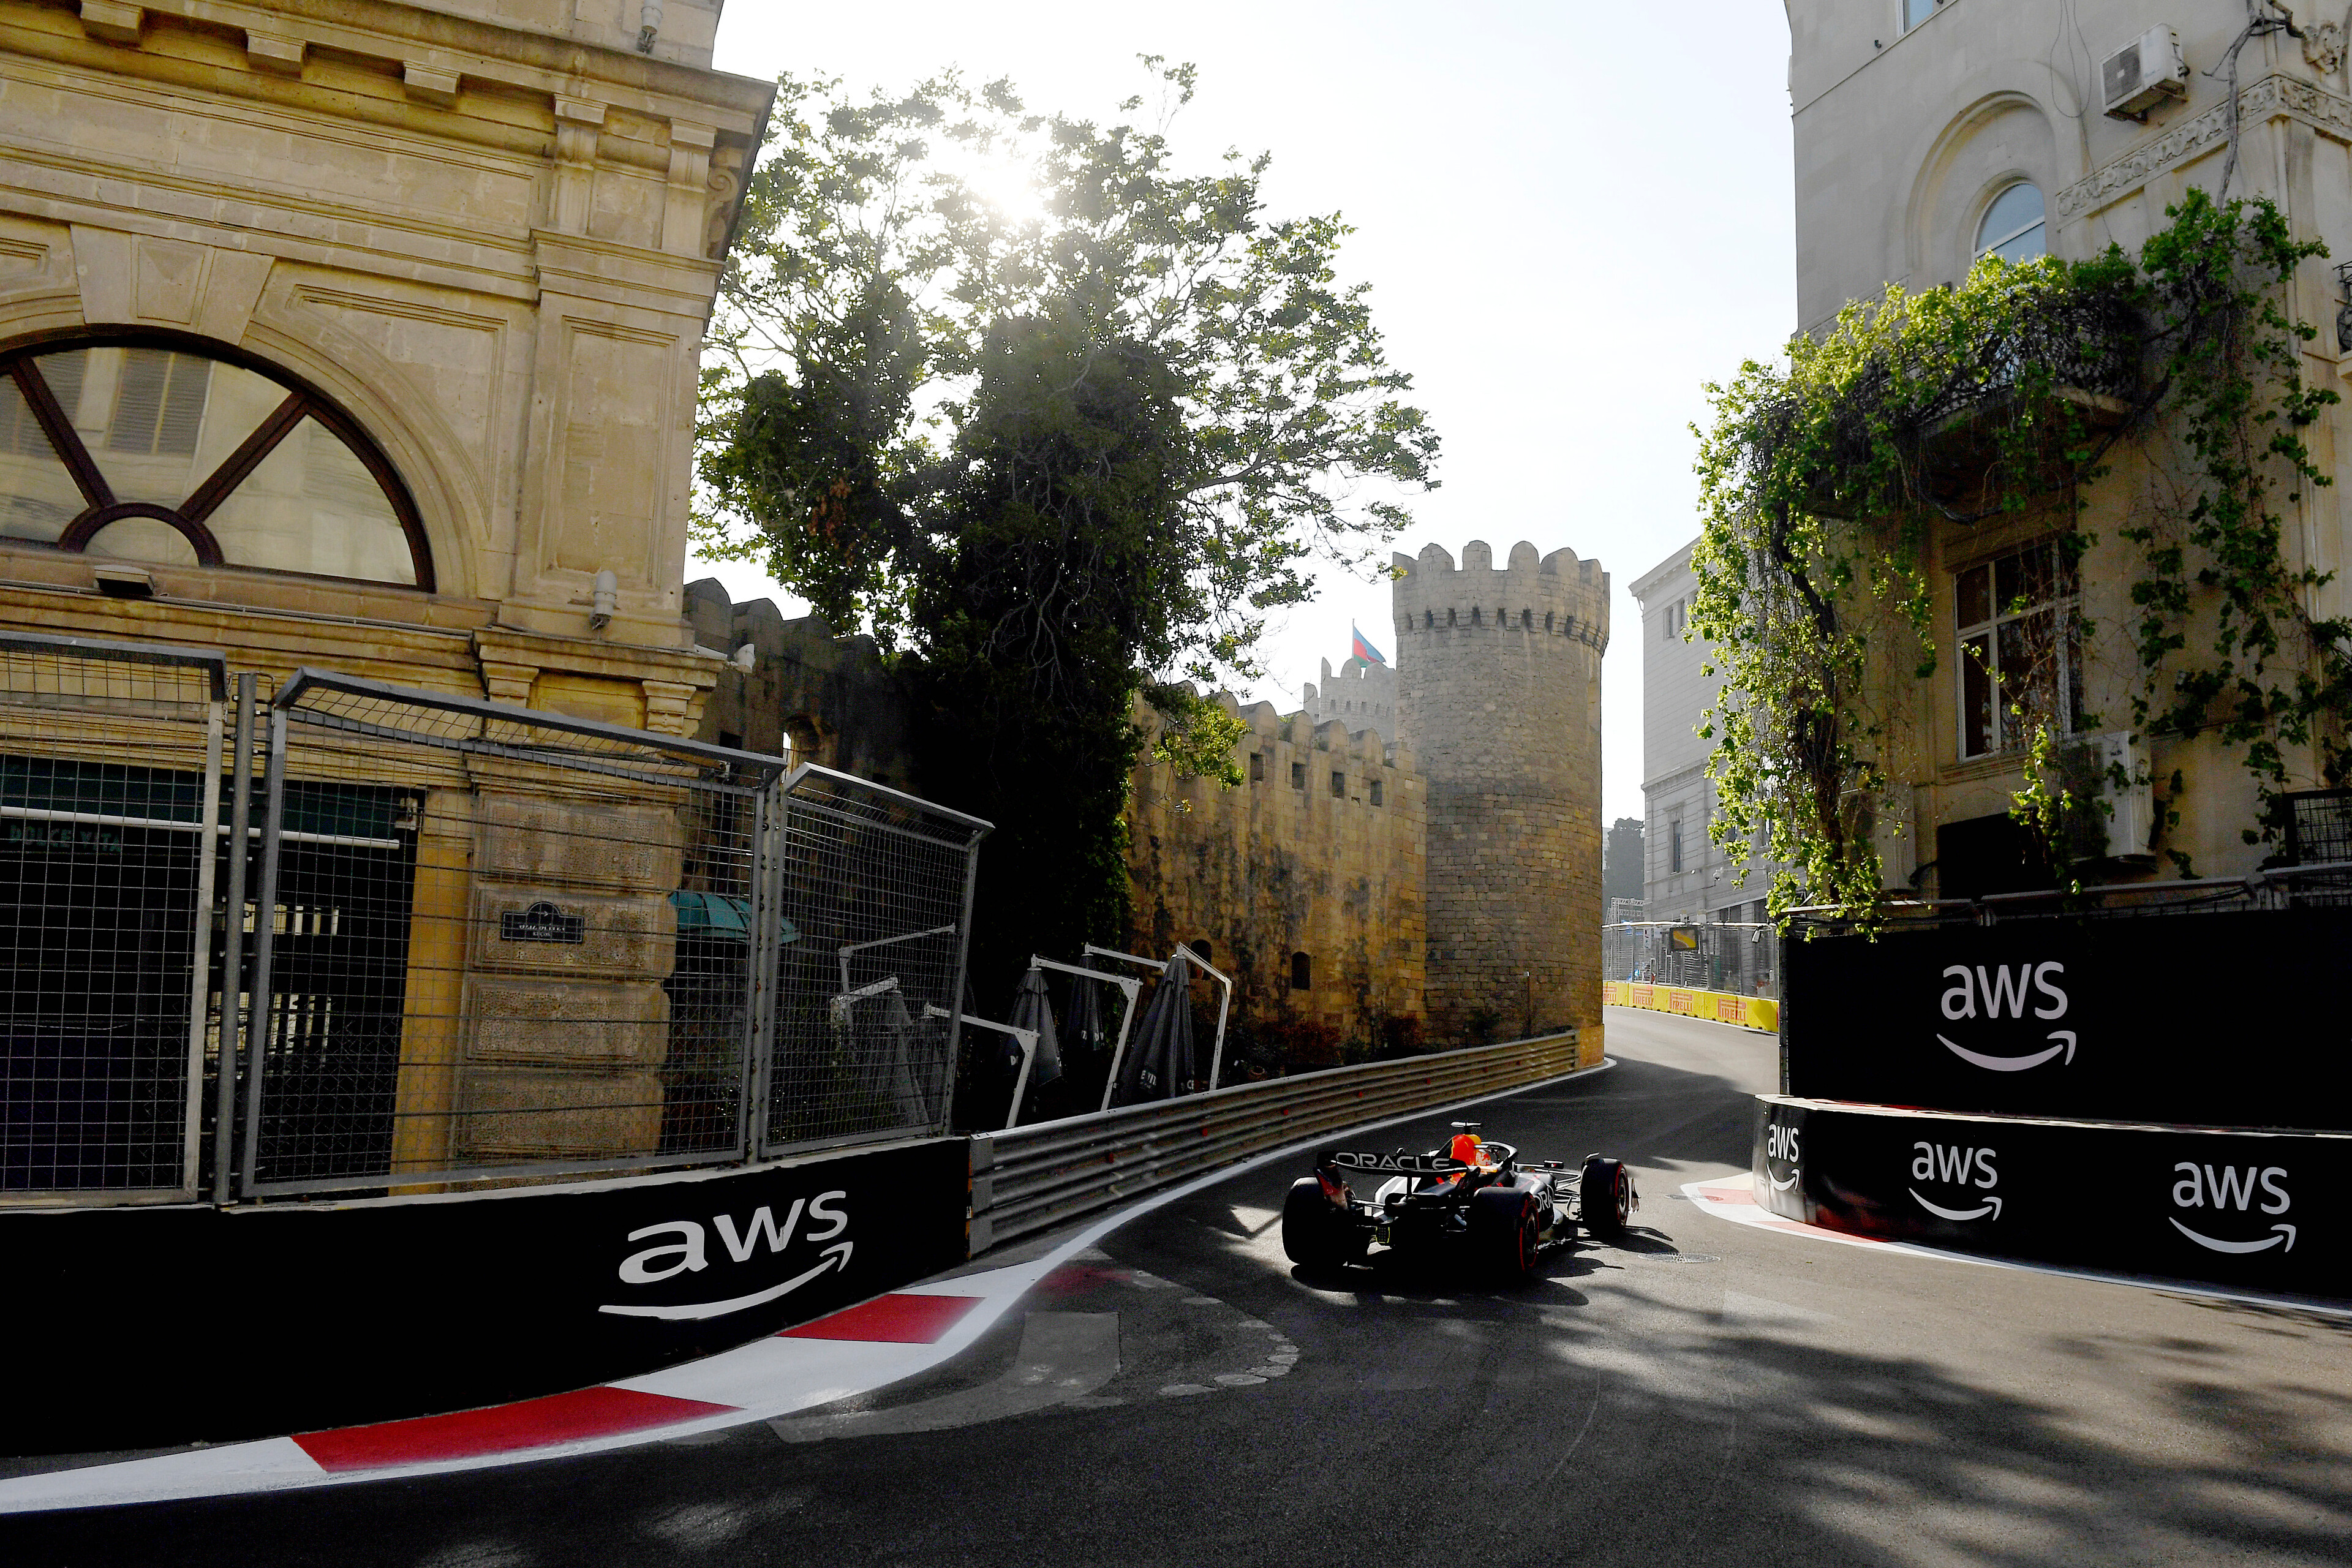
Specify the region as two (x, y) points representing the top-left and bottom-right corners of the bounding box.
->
(1692, 192), (2347, 920)
(697, 63), (1434, 989)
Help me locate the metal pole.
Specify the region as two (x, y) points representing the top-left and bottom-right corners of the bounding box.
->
(742, 776), (783, 1155)
(179, 698), (223, 1196)
(1202, 966), (1231, 1091)
(939, 832), (986, 1136)
(236, 707), (288, 1195)
(210, 676), (254, 1205)
(1098, 986), (1141, 1114)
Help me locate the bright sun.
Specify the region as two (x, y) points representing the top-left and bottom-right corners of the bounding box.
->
(965, 158), (1046, 226)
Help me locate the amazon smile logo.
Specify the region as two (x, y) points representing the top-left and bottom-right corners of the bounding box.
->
(1937, 962), (2077, 1071)
(1763, 1120), (1801, 1192)
(2169, 1162), (2296, 1255)
(1909, 1140), (2000, 1221)
(600, 1191), (853, 1320)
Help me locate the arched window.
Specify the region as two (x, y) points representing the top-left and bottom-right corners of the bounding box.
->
(0, 334), (430, 588)
(1290, 951), (1311, 991)
(1976, 183), (2046, 265)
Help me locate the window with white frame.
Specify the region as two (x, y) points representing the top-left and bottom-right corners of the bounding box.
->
(1955, 538), (2084, 759)
(1903, 0), (1943, 29)
(1976, 183), (2046, 265)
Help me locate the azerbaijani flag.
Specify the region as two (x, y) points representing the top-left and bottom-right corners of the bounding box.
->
(1351, 624), (1387, 666)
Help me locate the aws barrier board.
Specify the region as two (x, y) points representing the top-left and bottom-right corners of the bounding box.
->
(1782, 908), (2352, 1129)
(0, 1137), (968, 1455)
(1754, 1097), (2348, 1299)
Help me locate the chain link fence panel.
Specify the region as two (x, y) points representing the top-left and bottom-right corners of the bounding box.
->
(765, 768), (988, 1155)
(0, 631), (225, 1202)
(1604, 920), (1779, 997)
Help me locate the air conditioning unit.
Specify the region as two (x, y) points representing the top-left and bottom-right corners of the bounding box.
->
(2057, 731), (2155, 862)
(2102, 27), (2189, 121)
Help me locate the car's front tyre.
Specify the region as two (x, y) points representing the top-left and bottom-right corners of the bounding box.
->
(1581, 1156), (1632, 1240)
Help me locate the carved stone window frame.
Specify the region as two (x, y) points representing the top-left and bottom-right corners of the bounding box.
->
(0, 328), (435, 592)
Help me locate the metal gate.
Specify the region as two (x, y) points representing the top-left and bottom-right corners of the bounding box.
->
(1, 647), (989, 1206)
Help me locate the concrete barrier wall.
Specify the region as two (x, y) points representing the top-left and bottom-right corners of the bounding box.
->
(1606, 979), (1778, 1032)
(1754, 1096), (2349, 1300)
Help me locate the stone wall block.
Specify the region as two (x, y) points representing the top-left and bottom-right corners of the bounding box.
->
(468, 884), (679, 979)
(473, 791), (685, 892)
(464, 975), (671, 1066)
(450, 1067), (667, 1161)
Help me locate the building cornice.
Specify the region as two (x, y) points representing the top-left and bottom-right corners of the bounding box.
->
(1627, 538), (1697, 604)
(2057, 72), (2352, 222)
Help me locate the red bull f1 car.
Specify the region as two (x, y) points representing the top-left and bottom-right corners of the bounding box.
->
(1281, 1123), (1638, 1280)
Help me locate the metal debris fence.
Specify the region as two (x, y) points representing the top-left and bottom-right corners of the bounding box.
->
(1603, 920), (1779, 998)
(1, 643), (988, 1206)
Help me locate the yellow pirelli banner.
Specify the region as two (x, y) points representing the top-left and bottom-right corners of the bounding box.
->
(1606, 980), (1779, 1033)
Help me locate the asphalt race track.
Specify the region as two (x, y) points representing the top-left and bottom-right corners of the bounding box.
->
(12, 1009), (2351, 1567)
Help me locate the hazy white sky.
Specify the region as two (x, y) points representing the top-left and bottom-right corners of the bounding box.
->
(693, 2), (1797, 826)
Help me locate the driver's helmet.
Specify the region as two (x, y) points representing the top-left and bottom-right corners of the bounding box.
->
(1449, 1131), (1483, 1167)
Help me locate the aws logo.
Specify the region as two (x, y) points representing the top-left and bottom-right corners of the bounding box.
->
(1937, 963), (2077, 1071)
(598, 1191), (853, 1321)
(1763, 1120), (1801, 1193)
(1909, 1141), (2000, 1221)
(2170, 1163), (2294, 1254)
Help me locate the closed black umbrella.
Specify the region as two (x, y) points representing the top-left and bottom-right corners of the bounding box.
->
(1116, 949), (1196, 1104)
(1006, 967), (1064, 1123)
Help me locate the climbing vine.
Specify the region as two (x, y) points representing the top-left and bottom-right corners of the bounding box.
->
(1692, 190), (2350, 920)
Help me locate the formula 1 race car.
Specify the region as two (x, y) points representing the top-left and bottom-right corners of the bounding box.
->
(1280, 1123), (1637, 1280)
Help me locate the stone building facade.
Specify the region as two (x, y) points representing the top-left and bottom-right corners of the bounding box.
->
(1787, 1), (2352, 893)
(0, 0), (775, 1177)
(1391, 540), (1609, 1046)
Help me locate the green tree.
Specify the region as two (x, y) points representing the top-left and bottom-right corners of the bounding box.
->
(697, 62), (1437, 1000)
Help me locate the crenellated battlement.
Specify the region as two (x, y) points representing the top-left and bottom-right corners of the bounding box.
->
(1304, 656), (1396, 734)
(1390, 540), (1611, 654)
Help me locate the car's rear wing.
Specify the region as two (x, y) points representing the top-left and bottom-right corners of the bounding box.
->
(1319, 1149), (1469, 1176)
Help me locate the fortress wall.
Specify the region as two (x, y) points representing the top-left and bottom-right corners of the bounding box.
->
(1393, 540), (1609, 1047)
(1125, 692), (1426, 1051)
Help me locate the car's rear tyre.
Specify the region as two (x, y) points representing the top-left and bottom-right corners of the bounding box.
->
(1581, 1156), (1630, 1239)
(1282, 1177), (1347, 1268)
(1469, 1186), (1540, 1281)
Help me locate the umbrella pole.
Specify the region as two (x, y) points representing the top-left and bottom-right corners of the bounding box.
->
(1099, 988), (1140, 1114)
(1205, 967), (1232, 1090)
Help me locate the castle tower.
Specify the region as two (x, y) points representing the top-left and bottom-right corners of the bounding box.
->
(1393, 540), (1609, 1050)
(1302, 655), (1397, 735)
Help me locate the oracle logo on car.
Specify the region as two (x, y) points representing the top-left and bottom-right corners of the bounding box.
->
(1909, 1140), (2001, 1221)
(1763, 1120), (1801, 1193)
(2169, 1163), (2295, 1255)
(1936, 962), (2077, 1071)
(598, 1191), (853, 1321)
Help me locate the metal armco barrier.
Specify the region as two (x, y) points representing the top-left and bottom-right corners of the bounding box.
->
(967, 1031), (1588, 1255)
(1754, 1096), (2349, 1300)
